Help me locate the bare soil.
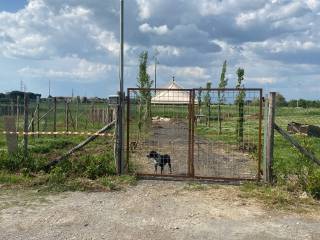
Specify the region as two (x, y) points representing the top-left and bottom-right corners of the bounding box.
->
(0, 181), (319, 240)
(131, 119), (257, 178)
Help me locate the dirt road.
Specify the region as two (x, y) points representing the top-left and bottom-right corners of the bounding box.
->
(0, 181), (319, 240)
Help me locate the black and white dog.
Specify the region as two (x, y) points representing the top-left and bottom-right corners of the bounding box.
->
(146, 151), (172, 174)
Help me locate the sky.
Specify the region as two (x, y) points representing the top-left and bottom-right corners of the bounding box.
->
(0, 0), (319, 99)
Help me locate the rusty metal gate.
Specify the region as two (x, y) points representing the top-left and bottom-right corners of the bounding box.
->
(127, 88), (262, 181)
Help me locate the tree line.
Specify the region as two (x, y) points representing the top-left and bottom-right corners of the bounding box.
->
(275, 93), (320, 108)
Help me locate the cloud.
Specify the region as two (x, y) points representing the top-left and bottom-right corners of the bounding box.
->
(139, 23), (169, 35)
(18, 57), (112, 82)
(0, 0), (319, 99)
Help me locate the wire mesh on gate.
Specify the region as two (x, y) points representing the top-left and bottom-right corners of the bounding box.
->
(127, 88), (192, 176)
(193, 88), (262, 180)
(127, 88), (262, 180)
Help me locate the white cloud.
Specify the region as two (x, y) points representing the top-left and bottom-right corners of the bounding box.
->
(136, 0), (153, 20)
(18, 57), (112, 82)
(139, 23), (169, 35)
(0, 0), (319, 99)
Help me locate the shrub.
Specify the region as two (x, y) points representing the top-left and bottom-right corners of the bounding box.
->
(307, 168), (320, 199)
(49, 167), (66, 184)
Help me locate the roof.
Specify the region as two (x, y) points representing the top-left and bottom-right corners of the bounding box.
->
(151, 79), (191, 104)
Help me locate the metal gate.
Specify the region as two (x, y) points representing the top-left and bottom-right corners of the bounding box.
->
(127, 88), (262, 181)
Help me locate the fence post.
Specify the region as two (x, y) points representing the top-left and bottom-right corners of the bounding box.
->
(53, 97), (57, 136)
(265, 92), (276, 183)
(65, 98), (69, 131)
(16, 96), (20, 132)
(31, 111), (35, 138)
(10, 98), (14, 116)
(262, 95), (269, 182)
(76, 97), (79, 130)
(36, 96), (40, 138)
(23, 94), (29, 160)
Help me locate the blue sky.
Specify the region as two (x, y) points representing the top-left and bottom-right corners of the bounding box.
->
(0, 0), (320, 99)
(0, 0), (27, 12)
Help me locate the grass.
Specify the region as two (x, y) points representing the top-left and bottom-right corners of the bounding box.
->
(239, 182), (320, 213)
(0, 170), (137, 192)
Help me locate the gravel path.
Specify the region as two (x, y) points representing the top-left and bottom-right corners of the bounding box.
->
(0, 181), (319, 240)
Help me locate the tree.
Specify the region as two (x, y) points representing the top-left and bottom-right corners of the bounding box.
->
(275, 93), (287, 107)
(235, 68), (245, 146)
(203, 82), (212, 127)
(137, 51), (153, 135)
(218, 60), (228, 134)
(197, 87), (203, 114)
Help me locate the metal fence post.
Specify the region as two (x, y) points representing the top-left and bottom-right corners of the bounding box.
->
(116, 92), (124, 175)
(265, 92), (276, 183)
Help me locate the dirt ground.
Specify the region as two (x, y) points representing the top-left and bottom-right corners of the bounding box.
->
(131, 119), (257, 178)
(1, 181), (320, 240)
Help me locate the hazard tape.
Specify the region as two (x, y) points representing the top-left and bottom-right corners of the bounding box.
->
(2, 131), (113, 137)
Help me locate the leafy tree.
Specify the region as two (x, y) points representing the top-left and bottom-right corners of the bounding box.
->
(276, 93), (287, 107)
(203, 82), (212, 126)
(235, 68), (245, 145)
(217, 60), (228, 134)
(197, 87), (203, 114)
(137, 51), (153, 135)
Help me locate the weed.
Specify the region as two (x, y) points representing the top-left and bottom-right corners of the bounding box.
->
(239, 182), (319, 212)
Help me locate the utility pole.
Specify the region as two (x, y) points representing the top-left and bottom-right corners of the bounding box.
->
(153, 49), (159, 92)
(117, 0), (124, 175)
(48, 79), (51, 97)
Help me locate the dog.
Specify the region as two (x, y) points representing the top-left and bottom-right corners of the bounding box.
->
(146, 151), (172, 175)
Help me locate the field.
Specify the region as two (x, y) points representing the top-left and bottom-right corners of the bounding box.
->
(0, 96), (319, 196)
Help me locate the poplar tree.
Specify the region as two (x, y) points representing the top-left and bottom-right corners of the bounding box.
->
(218, 60), (228, 134)
(137, 51), (153, 134)
(235, 68), (245, 145)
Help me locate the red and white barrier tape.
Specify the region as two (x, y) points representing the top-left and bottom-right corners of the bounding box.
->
(2, 131), (113, 137)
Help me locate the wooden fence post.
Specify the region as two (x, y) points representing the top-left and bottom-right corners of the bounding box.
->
(53, 97), (57, 136)
(76, 97), (79, 130)
(23, 94), (29, 160)
(36, 96), (40, 138)
(262, 95), (269, 182)
(10, 98), (14, 116)
(265, 92), (276, 183)
(16, 96), (20, 132)
(65, 98), (69, 131)
(31, 111), (35, 138)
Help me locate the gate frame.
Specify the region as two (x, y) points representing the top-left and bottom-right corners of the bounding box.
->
(127, 88), (263, 181)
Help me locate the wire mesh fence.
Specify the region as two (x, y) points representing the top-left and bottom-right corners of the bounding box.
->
(273, 99), (320, 170)
(0, 96), (116, 165)
(127, 88), (262, 180)
(0, 96), (114, 134)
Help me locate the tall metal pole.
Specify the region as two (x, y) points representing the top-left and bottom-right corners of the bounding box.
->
(154, 60), (157, 91)
(117, 0), (124, 175)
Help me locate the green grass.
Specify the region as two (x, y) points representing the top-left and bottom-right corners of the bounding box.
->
(239, 182), (320, 212)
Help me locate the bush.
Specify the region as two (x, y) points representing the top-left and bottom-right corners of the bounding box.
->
(273, 136), (320, 198)
(84, 152), (116, 179)
(307, 168), (320, 199)
(55, 150), (116, 180)
(49, 167), (66, 184)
